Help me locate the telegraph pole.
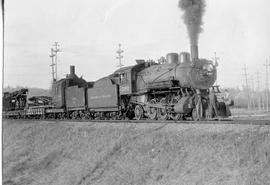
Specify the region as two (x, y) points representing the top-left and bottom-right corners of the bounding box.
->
(250, 77), (257, 110)
(213, 52), (220, 66)
(257, 71), (261, 111)
(243, 65), (251, 110)
(212, 52), (219, 85)
(49, 48), (56, 82)
(116, 44), (124, 68)
(249, 77), (256, 110)
(52, 42), (61, 80)
(264, 59), (270, 112)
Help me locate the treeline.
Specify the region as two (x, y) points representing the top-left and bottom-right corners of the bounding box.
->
(224, 87), (269, 109)
(4, 86), (50, 98)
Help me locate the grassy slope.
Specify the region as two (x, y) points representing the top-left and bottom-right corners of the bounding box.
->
(3, 120), (270, 185)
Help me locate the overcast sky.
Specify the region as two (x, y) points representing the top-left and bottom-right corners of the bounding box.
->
(4, 0), (270, 89)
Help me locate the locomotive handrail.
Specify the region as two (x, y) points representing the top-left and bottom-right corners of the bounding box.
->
(152, 68), (174, 82)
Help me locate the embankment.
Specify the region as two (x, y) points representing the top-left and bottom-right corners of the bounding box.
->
(3, 120), (270, 185)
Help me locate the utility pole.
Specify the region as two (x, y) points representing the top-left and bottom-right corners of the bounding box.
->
(249, 77), (256, 110)
(49, 48), (56, 82)
(212, 52), (219, 85)
(257, 71), (261, 111)
(264, 59), (270, 112)
(243, 64), (251, 110)
(213, 52), (220, 66)
(116, 43), (124, 68)
(52, 42), (61, 80)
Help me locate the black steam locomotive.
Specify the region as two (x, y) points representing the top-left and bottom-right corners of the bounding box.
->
(3, 46), (231, 120)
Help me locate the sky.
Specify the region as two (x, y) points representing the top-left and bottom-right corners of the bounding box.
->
(4, 0), (270, 90)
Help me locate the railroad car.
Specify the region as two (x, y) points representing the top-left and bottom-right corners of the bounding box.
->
(2, 89), (28, 118)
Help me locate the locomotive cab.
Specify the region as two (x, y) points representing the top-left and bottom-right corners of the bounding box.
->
(113, 63), (146, 95)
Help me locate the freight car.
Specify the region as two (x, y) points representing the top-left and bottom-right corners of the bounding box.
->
(3, 45), (231, 120)
(2, 89), (28, 118)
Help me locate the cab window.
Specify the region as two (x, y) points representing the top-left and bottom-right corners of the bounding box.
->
(120, 73), (128, 84)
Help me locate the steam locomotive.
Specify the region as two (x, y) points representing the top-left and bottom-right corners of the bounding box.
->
(3, 45), (231, 120)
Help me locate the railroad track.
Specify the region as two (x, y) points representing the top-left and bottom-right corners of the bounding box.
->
(4, 118), (270, 125)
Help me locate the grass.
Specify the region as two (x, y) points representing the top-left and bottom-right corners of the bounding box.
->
(3, 120), (270, 185)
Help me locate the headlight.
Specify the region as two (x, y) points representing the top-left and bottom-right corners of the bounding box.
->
(202, 63), (214, 76)
(203, 63), (214, 72)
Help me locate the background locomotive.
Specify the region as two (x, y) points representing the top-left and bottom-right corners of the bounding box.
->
(3, 45), (231, 120)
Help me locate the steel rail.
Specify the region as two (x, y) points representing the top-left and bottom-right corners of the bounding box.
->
(4, 118), (270, 125)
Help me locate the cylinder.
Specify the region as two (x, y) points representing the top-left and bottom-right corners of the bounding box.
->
(174, 97), (193, 114)
(190, 45), (199, 61)
(166, 53), (179, 64)
(70, 65), (75, 75)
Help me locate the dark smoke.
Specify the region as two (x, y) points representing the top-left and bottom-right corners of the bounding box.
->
(178, 0), (205, 45)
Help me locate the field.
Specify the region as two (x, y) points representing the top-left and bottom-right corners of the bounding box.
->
(3, 119), (270, 185)
(231, 108), (270, 120)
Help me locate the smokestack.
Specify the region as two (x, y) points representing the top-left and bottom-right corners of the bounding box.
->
(70, 65), (75, 76)
(191, 45), (198, 61)
(179, 0), (205, 60)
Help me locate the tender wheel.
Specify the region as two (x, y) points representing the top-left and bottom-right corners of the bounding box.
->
(81, 113), (87, 120)
(157, 98), (168, 120)
(148, 99), (157, 120)
(71, 111), (76, 119)
(134, 105), (144, 120)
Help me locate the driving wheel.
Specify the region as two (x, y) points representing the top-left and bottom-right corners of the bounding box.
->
(157, 98), (168, 120)
(148, 99), (157, 120)
(134, 105), (144, 120)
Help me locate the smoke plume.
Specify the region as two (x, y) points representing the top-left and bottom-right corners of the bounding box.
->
(178, 0), (205, 45)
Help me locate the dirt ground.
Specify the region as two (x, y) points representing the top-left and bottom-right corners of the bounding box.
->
(3, 120), (270, 185)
